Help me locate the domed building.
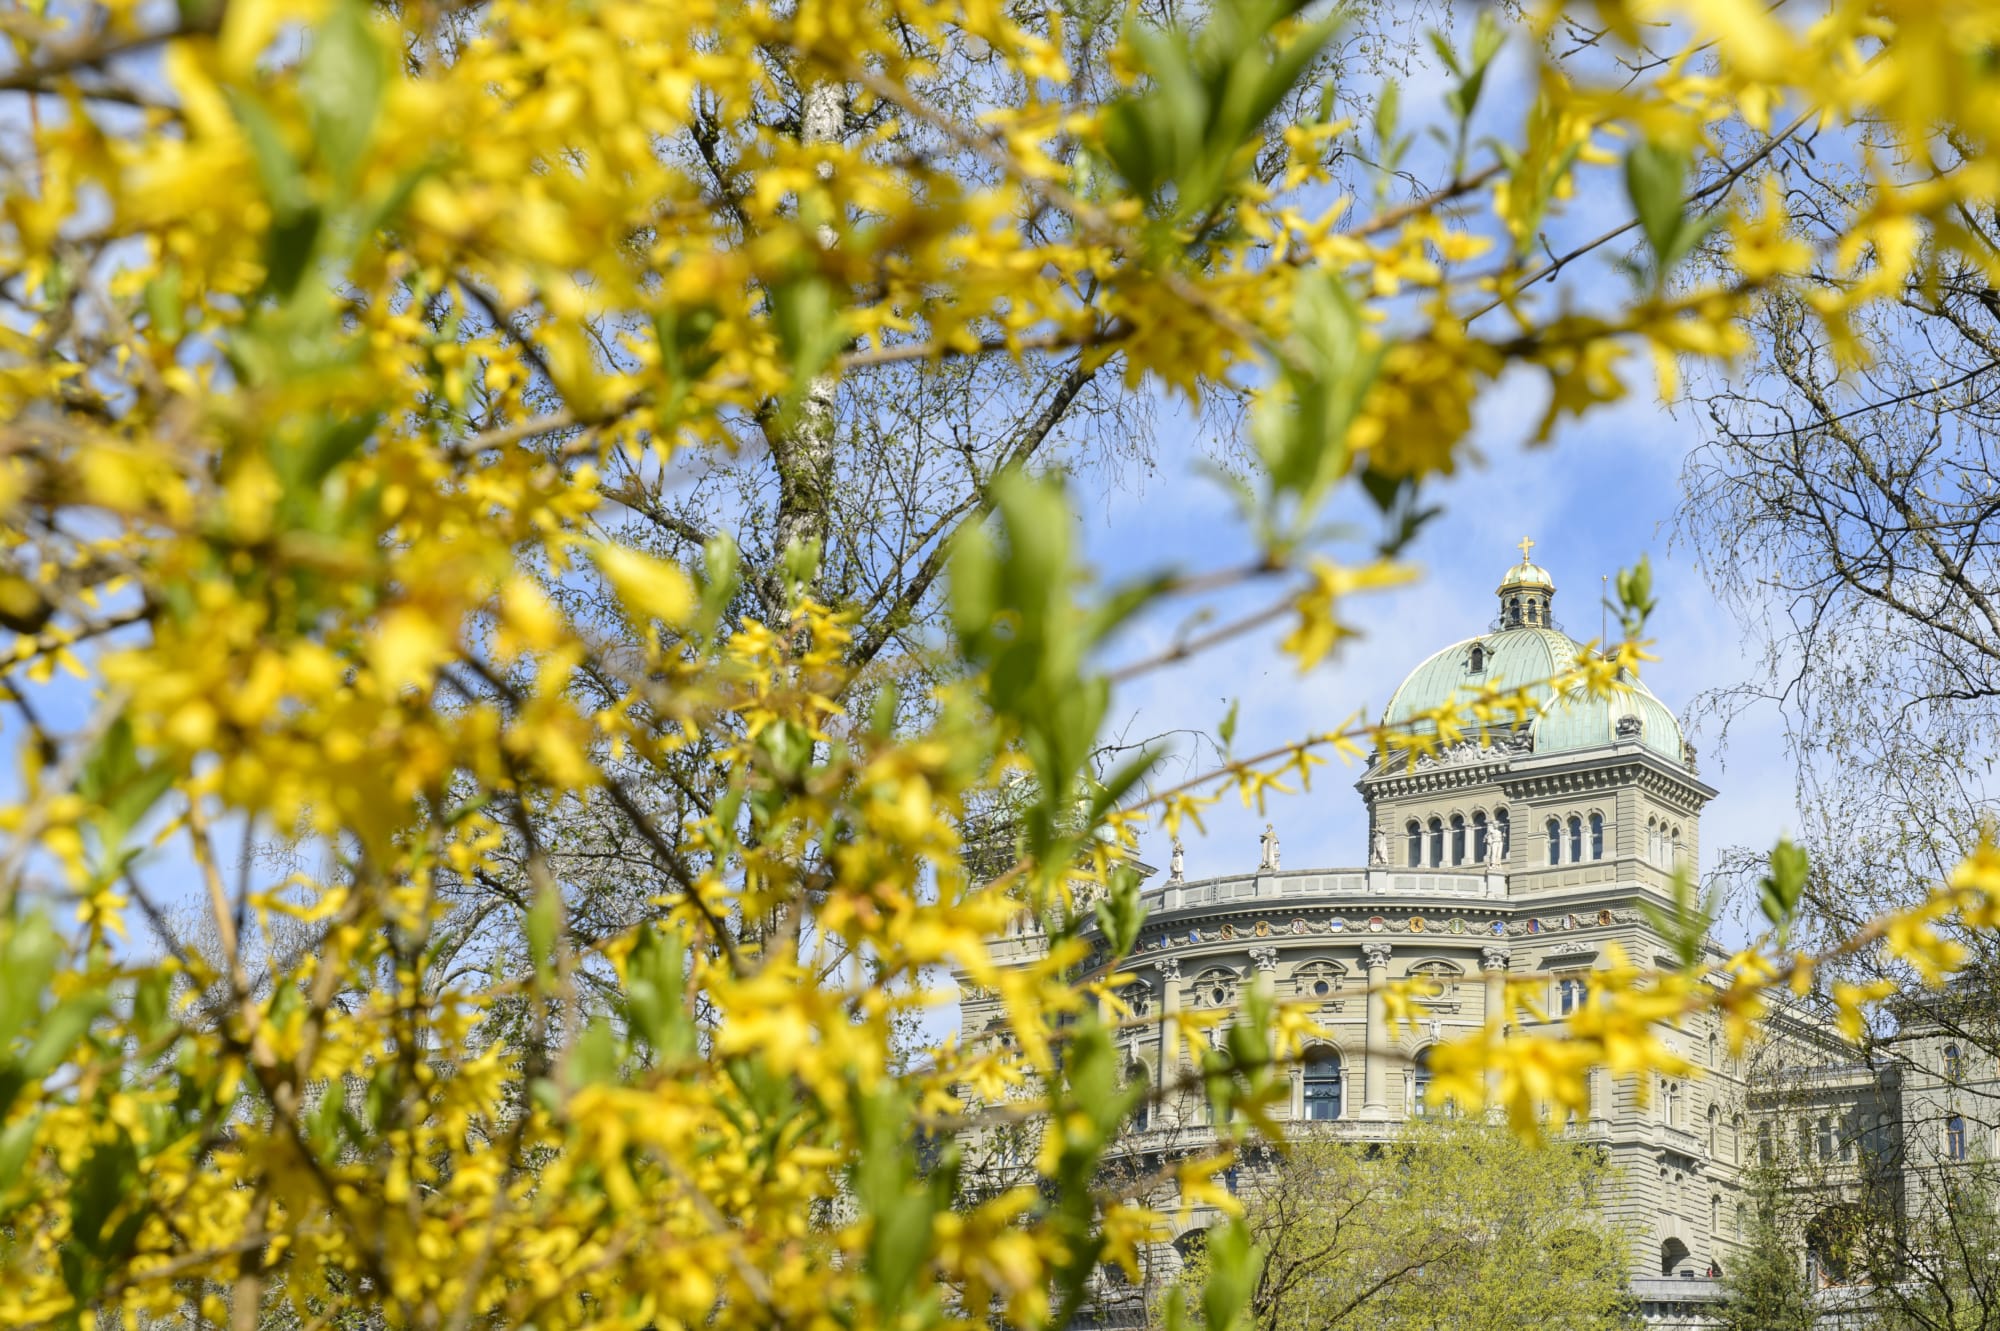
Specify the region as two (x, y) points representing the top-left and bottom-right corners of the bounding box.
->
(960, 547), (1954, 1328)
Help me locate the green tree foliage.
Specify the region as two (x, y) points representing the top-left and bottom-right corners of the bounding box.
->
(1176, 1118), (1629, 1331)
(1719, 1180), (1818, 1331)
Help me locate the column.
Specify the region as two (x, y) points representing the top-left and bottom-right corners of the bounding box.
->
(1481, 945), (1511, 1112)
(1362, 942), (1392, 1115)
(1480, 946), (1511, 1027)
(1153, 958), (1181, 1092)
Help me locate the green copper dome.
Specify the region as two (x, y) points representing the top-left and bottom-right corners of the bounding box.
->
(1379, 548), (1685, 762)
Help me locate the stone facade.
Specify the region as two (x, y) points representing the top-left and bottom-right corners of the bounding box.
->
(957, 551), (1984, 1323)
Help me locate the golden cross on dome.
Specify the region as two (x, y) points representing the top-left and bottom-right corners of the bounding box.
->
(1517, 535), (1535, 563)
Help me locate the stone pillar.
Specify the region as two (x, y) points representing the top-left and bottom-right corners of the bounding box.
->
(1480, 945), (1511, 1027)
(1153, 957), (1182, 1085)
(1362, 942), (1392, 1115)
(1481, 945), (1511, 1112)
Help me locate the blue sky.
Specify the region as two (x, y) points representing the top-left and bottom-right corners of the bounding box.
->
(1064, 11), (1798, 925)
(1079, 364), (1795, 897)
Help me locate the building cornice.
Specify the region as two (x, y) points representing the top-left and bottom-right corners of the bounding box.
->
(1358, 741), (1716, 812)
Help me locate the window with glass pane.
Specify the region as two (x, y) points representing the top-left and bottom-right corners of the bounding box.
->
(1547, 818), (1561, 865)
(1303, 1050), (1343, 1121)
(1472, 811), (1488, 861)
(1589, 812), (1604, 859)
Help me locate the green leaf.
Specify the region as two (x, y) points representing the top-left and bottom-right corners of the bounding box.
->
(303, 0), (385, 186)
(0, 1113), (38, 1196)
(1200, 1218), (1266, 1331)
(1760, 838), (1810, 936)
(569, 1018), (622, 1087)
(143, 262), (184, 341)
(18, 994), (106, 1083)
(525, 889), (560, 981)
(622, 923), (697, 1062)
(1624, 141), (1686, 271)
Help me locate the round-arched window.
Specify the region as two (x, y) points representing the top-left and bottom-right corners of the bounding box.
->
(1428, 817), (1444, 866)
(1495, 808), (1510, 858)
(1589, 812), (1604, 860)
(1472, 810), (1489, 861)
(1303, 1048), (1343, 1121)
(1568, 816), (1583, 863)
(1450, 814), (1466, 865)
(1469, 646), (1486, 673)
(1413, 1046), (1435, 1116)
(1946, 1043), (1964, 1079)
(1546, 818), (1562, 866)
(1406, 819), (1422, 868)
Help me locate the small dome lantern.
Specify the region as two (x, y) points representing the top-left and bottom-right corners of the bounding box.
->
(1497, 536), (1556, 628)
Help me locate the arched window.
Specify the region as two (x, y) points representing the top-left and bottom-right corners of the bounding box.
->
(1295, 960), (1344, 1001)
(1710, 1194), (1721, 1238)
(1413, 1046), (1434, 1116)
(1949, 1115), (1969, 1161)
(1945, 1043), (1963, 1080)
(1758, 1121), (1774, 1164)
(1469, 645), (1485, 673)
(1191, 968), (1238, 1010)
(1546, 818), (1562, 865)
(1450, 814), (1466, 865)
(1672, 826), (1684, 867)
(1472, 810), (1489, 862)
(1127, 1062), (1151, 1131)
(1303, 1048), (1343, 1121)
(1798, 1119), (1813, 1160)
(1558, 976), (1585, 1016)
(1406, 820), (1422, 868)
(1411, 961), (1461, 1003)
(1709, 1030), (1719, 1068)
(1818, 1116), (1834, 1161)
(1647, 819), (1659, 864)
(1509, 596), (1522, 626)
(1428, 817), (1444, 866)
(1709, 1104), (1721, 1154)
(1732, 1113), (1745, 1164)
(1527, 599), (1540, 624)
(1495, 808), (1510, 859)
(1568, 816), (1583, 863)
(1126, 982), (1153, 1018)
(1589, 812), (1604, 860)
(1665, 1080), (1682, 1127)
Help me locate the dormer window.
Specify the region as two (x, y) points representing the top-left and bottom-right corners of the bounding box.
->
(1469, 645), (1486, 673)
(1508, 596), (1522, 626)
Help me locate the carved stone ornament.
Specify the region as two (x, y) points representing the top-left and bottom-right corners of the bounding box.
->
(1362, 942), (1393, 968)
(1248, 946), (1279, 973)
(1616, 714), (1643, 739)
(1481, 946), (1512, 972)
(1154, 957), (1183, 982)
